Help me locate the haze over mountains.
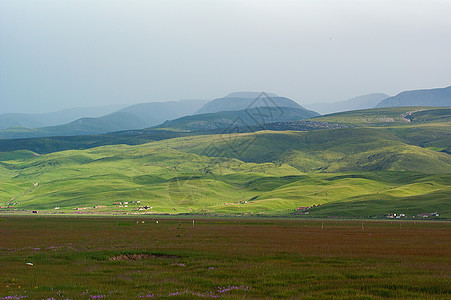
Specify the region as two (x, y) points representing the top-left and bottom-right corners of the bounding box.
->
(305, 86), (451, 114)
(0, 99), (208, 139)
(160, 92), (320, 131)
(195, 92), (297, 114)
(0, 86), (450, 140)
(0, 93), (317, 139)
(305, 93), (389, 115)
(0, 104), (126, 130)
(377, 86), (451, 108)
(0, 87), (449, 217)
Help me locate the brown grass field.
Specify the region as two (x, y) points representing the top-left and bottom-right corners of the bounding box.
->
(0, 217), (450, 299)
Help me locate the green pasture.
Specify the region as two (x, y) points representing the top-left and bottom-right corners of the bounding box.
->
(0, 218), (449, 299)
(0, 107), (450, 218)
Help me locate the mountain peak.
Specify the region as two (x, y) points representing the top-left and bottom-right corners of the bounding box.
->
(196, 93), (307, 115)
(225, 92), (278, 98)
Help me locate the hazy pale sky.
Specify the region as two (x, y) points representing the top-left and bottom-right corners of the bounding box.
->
(1, 0), (450, 113)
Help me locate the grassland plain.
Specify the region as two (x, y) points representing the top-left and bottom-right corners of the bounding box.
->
(0, 217), (449, 299)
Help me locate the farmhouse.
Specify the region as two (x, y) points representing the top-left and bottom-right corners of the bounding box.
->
(295, 207), (309, 211)
(294, 204), (320, 213)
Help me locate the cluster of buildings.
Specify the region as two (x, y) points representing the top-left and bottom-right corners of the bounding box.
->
(416, 212), (440, 218)
(386, 213), (406, 219)
(113, 201), (141, 208)
(294, 204), (321, 215)
(0, 200), (20, 209)
(387, 212), (440, 219)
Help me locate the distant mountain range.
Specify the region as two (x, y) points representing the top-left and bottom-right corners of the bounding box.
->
(0, 92), (316, 139)
(376, 86), (451, 108)
(0, 104), (126, 130)
(224, 92), (279, 98)
(1, 86), (449, 140)
(0, 100), (208, 139)
(196, 92), (301, 114)
(305, 93), (389, 115)
(157, 92), (319, 131)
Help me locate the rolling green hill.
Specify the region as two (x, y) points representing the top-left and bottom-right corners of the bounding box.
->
(158, 126), (451, 173)
(0, 106), (449, 218)
(0, 130), (192, 154)
(312, 107), (451, 126)
(0, 141), (448, 217)
(0, 128), (450, 217)
(2, 106), (446, 155)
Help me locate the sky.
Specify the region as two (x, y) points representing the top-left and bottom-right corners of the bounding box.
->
(1, 0), (450, 114)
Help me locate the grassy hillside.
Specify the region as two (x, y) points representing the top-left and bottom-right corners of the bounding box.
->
(1, 106), (448, 155)
(313, 106), (451, 126)
(161, 128), (451, 173)
(0, 132), (449, 217)
(0, 130), (193, 154)
(310, 107), (451, 153)
(0, 107), (449, 218)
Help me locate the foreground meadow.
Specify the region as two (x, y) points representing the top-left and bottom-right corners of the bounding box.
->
(0, 217), (449, 299)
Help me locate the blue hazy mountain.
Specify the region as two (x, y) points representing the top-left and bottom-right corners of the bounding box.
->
(305, 93), (389, 115)
(376, 86), (451, 108)
(196, 92), (303, 114)
(0, 104), (126, 130)
(0, 99), (208, 139)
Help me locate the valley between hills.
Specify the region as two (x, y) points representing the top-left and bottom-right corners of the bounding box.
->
(1, 103), (450, 219)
